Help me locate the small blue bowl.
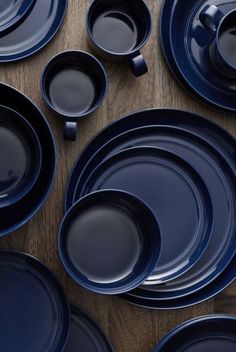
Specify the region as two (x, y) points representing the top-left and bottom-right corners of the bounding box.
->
(0, 104), (42, 208)
(58, 190), (161, 295)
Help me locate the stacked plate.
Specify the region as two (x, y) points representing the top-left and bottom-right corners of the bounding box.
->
(63, 108), (236, 309)
(0, 0), (67, 62)
(0, 250), (113, 352)
(0, 83), (56, 236)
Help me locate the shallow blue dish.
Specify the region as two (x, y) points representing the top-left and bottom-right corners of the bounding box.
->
(0, 250), (70, 352)
(0, 0), (35, 36)
(59, 190), (161, 295)
(153, 315), (236, 350)
(161, 0), (236, 113)
(0, 83), (56, 236)
(65, 305), (114, 351)
(74, 146), (213, 285)
(0, 0), (68, 62)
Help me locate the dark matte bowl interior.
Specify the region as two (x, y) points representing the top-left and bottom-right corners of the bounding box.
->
(58, 190), (161, 294)
(41, 51), (107, 119)
(0, 105), (42, 208)
(87, 0), (151, 53)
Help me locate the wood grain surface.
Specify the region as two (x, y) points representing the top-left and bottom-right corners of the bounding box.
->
(0, 1), (235, 351)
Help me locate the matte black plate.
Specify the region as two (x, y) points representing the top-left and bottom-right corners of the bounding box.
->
(65, 305), (114, 351)
(0, 250), (70, 352)
(153, 315), (236, 351)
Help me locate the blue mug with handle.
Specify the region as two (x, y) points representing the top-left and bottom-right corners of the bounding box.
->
(86, 0), (152, 77)
(200, 5), (236, 78)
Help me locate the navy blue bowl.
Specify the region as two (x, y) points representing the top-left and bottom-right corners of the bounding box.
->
(0, 104), (42, 208)
(41, 50), (108, 141)
(58, 190), (161, 295)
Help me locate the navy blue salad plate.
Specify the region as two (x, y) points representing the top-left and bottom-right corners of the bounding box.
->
(160, 0), (236, 113)
(153, 315), (236, 351)
(0, 0), (68, 62)
(59, 190), (161, 294)
(0, 0), (35, 36)
(0, 83), (56, 236)
(65, 108), (236, 307)
(0, 250), (70, 352)
(73, 146), (213, 285)
(65, 305), (114, 351)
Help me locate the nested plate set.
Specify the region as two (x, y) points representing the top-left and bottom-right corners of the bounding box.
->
(0, 0), (236, 351)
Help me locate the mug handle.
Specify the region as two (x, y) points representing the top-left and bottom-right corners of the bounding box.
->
(128, 51), (148, 77)
(199, 5), (224, 33)
(64, 121), (77, 141)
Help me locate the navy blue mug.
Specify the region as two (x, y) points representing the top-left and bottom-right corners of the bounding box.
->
(86, 0), (152, 77)
(200, 6), (236, 78)
(41, 50), (108, 141)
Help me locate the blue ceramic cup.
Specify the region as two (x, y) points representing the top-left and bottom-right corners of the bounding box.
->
(200, 6), (236, 78)
(41, 50), (108, 141)
(86, 0), (152, 77)
(58, 190), (161, 295)
(0, 105), (42, 208)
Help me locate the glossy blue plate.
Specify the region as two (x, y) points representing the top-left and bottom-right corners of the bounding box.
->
(0, 0), (68, 62)
(65, 114), (236, 298)
(65, 305), (114, 351)
(0, 250), (70, 351)
(73, 146), (213, 284)
(120, 252), (236, 309)
(0, 83), (56, 236)
(161, 0), (236, 113)
(0, 0), (35, 35)
(153, 315), (236, 350)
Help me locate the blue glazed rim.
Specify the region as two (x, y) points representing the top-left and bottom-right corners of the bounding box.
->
(152, 315), (236, 350)
(86, 0), (152, 57)
(0, 0), (68, 62)
(59, 189), (162, 295)
(160, 0), (236, 114)
(0, 249), (71, 352)
(0, 82), (56, 237)
(41, 50), (108, 120)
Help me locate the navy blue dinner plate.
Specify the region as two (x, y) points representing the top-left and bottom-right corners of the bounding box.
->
(65, 111), (236, 299)
(161, 0), (236, 113)
(73, 146), (213, 285)
(0, 250), (70, 351)
(0, 0), (68, 62)
(153, 315), (236, 351)
(65, 305), (114, 351)
(0, 83), (56, 236)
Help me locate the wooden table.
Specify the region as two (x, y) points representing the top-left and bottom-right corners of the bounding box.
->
(1, 1), (235, 351)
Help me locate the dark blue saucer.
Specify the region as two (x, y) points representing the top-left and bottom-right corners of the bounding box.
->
(59, 190), (161, 294)
(161, 0), (236, 113)
(0, 250), (70, 351)
(0, 83), (56, 236)
(0, 0), (68, 62)
(65, 305), (114, 351)
(73, 146), (213, 285)
(0, 0), (35, 36)
(153, 315), (236, 350)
